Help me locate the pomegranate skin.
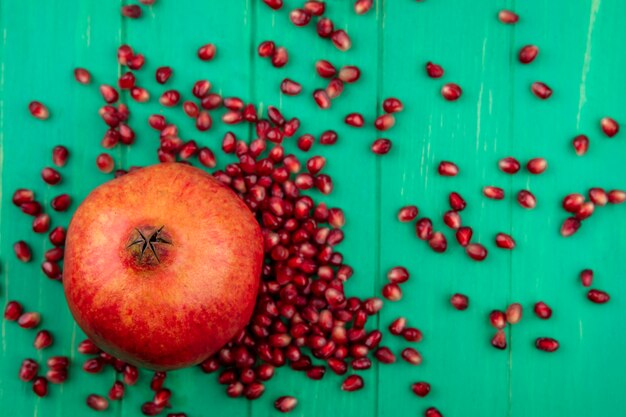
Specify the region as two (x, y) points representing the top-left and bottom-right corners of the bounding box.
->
(64, 163), (263, 371)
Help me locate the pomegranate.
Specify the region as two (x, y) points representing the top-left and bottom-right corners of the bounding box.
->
(64, 163), (263, 370)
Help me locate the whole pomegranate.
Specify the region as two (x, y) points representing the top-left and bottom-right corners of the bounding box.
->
(63, 163), (263, 370)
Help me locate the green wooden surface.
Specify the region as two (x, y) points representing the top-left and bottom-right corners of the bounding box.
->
(1, 0), (625, 416)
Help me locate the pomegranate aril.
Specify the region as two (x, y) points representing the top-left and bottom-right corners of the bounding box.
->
(45, 247), (64, 262)
(121, 5), (141, 18)
(374, 114), (395, 131)
(117, 44), (133, 65)
(320, 130), (338, 145)
(608, 190), (626, 203)
(415, 218), (433, 240)
(127, 53), (145, 70)
(316, 60), (337, 78)
(5, 301), (23, 321)
(99, 85), (119, 103)
(42, 261), (62, 280)
(573, 134), (589, 156)
(51, 194), (71, 212)
(575, 202), (594, 220)
(426, 62), (444, 78)
(483, 186), (504, 200)
(141, 402), (164, 416)
(498, 10), (519, 24)
(374, 347), (395, 364)
(21, 201), (42, 216)
(401, 348), (422, 365)
(108, 381), (125, 400)
(78, 339), (101, 355)
(527, 157), (547, 174)
(534, 301), (552, 319)
(34, 330), (53, 349)
(331, 30), (352, 51)
(443, 210), (461, 230)
(304, 1), (325, 15)
(354, 0), (373, 14)
(489, 310), (506, 329)
(517, 190), (537, 209)
(263, 0), (283, 10)
(345, 113), (365, 127)
(561, 217), (581, 237)
(326, 78), (344, 99)
(74, 68), (91, 84)
(455, 226), (472, 247)
(32, 214), (51, 233)
(580, 269), (593, 287)
(341, 375), (364, 391)
(491, 331), (507, 350)
(197, 43), (216, 61)
(41, 167), (61, 185)
(441, 83), (462, 101)
(49, 226), (67, 246)
(96, 153), (114, 173)
(589, 188), (608, 206)
(317, 17), (334, 38)
(389, 317), (407, 335)
(275, 396), (298, 412)
(14, 241), (32, 262)
(535, 337), (559, 352)
(450, 293), (469, 310)
(47, 356), (69, 370)
(155, 66), (172, 84)
(601, 117), (619, 137)
(28, 101), (50, 120)
(338, 66), (360, 83)
(290, 8), (311, 26)
(505, 302), (522, 324)
(118, 72), (136, 90)
(412, 382), (431, 397)
(438, 161), (459, 176)
(495, 233), (515, 249)
(33, 377), (48, 397)
(196, 111), (213, 131)
(466, 243), (487, 260)
(499, 157), (520, 174)
(403, 328), (423, 342)
(244, 382), (265, 400)
(280, 78), (302, 96)
(193, 80), (212, 98)
(313, 89), (331, 109)
(518, 45), (539, 64)
(19, 358), (39, 382)
(387, 266), (409, 284)
(382, 283), (402, 301)
(130, 86), (150, 102)
(371, 138), (392, 155)
(562, 193), (585, 213)
(272, 47), (289, 68)
(154, 388), (172, 407)
(18, 312), (41, 329)
(588, 289), (610, 304)
(13, 188), (35, 206)
(531, 82), (552, 99)
(160, 90), (181, 107)
(398, 206), (418, 222)
(46, 368), (68, 384)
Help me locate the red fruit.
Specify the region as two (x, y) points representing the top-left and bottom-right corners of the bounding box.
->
(304, 1), (325, 15)
(47, 356), (69, 370)
(313, 89), (331, 109)
(338, 66), (360, 83)
(575, 202), (594, 220)
(4, 301), (23, 321)
(317, 18), (334, 38)
(587, 289), (609, 304)
(45, 247), (64, 262)
(374, 114), (395, 131)
(498, 157), (520, 174)
(74, 68), (91, 84)
(280, 79), (302, 96)
(443, 210), (461, 230)
(117, 45), (133, 65)
(42, 167), (61, 185)
(28, 101), (50, 120)
(19, 359), (38, 381)
(275, 396), (298, 412)
(320, 130), (338, 145)
(387, 266), (409, 284)
(14, 241), (32, 262)
(498, 9), (519, 23)
(87, 394), (109, 411)
(491, 331), (507, 350)
(374, 347), (396, 364)
(466, 243), (487, 261)
(517, 190), (537, 209)
(589, 188), (608, 206)
(121, 5), (141, 18)
(18, 312), (41, 329)
(438, 161), (459, 176)
(263, 0), (283, 10)
(573, 134), (589, 156)
(383, 98), (403, 113)
(562, 194), (585, 213)
(99, 85), (119, 103)
(382, 283), (402, 301)
(13, 188), (34, 206)
(42, 261), (62, 280)
(130, 87), (150, 102)
(441, 83), (462, 101)
(46, 369), (68, 384)
(34, 330), (53, 349)
(411, 382), (431, 397)
(535, 337), (559, 352)
(108, 381), (125, 400)
(371, 139), (392, 155)
(290, 9), (311, 26)
(258, 41), (275, 57)
(160, 90), (181, 107)
(197, 43), (216, 61)
(244, 382), (265, 400)
(403, 328), (423, 342)
(316, 60), (337, 78)
(345, 113), (365, 127)
(483, 186), (504, 200)
(33, 214), (51, 233)
(425, 62), (444, 78)
(389, 317), (407, 335)
(534, 302), (552, 319)
(63, 164), (263, 370)
(449, 192), (466, 211)
(397, 206), (418, 222)
(580, 269), (593, 287)
(49, 226), (67, 246)
(561, 217), (581, 237)
(450, 294), (468, 310)
(531, 82), (552, 99)
(429, 232), (447, 253)
(455, 226), (472, 247)
(415, 218), (433, 240)
(608, 190), (626, 204)
(272, 47), (289, 68)
(96, 154), (114, 173)
(21, 201), (42, 216)
(518, 45), (539, 64)
(326, 78), (344, 99)
(495, 233), (515, 249)
(341, 375), (364, 391)
(425, 407), (443, 417)
(156, 66), (172, 84)
(401, 348), (422, 365)
(354, 0), (373, 14)
(331, 30), (352, 51)
(601, 117), (619, 137)
(118, 72), (136, 90)
(489, 310), (506, 329)
(33, 377), (48, 397)
(527, 158), (547, 174)
(51, 194), (71, 211)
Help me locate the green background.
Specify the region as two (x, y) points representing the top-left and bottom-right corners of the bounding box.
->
(1, 0), (625, 416)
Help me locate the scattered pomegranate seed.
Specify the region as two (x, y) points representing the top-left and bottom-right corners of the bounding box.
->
(12, 188), (34, 206)
(491, 331), (507, 350)
(108, 381), (125, 401)
(572, 134), (589, 156)
(382, 283), (402, 301)
(371, 139), (392, 155)
(313, 89), (331, 109)
(374, 114), (395, 131)
(382, 98), (403, 114)
(290, 9), (311, 26)
(345, 113), (365, 127)
(495, 233), (515, 249)
(403, 328), (423, 342)
(517, 190), (537, 209)
(274, 396), (298, 412)
(32, 214), (50, 233)
(429, 232), (448, 253)
(326, 78), (344, 99)
(575, 202), (594, 220)
(317, 18), (334, 38)
(450, 293), (469, 310)
(608, 190), (626, 204)
(42, 261), (62, 280)
(130, 86), (150, 102)
(117, 44), (133, 65)
(354, 0), (373, 14)
(589, 188), (608, 206)
(51, 194), (71, 211)
(160, 90), (181, 107)
(263, 0), (283, 9)
(587, 289), (609, 304)
(531, 82), (552, 99)
(401, 348), (422, 365)
(197, 43), (216, 61)
(498, 9), (519, 24)
(196, 111), (213, 131)
(14, 241), (32, 262)
(506, 303), (522, 324)
(424, 62), (444, 79)
(28, 101), (50, 120)
(489, 310), (506, 329)
(244, 382), (266, 399)
(320, 130), (338, 145)
(387, 267), (409, 284)
(258, 41), (275, 58)
(341, 375), (364, 391)
(96, 153), (114, 173)
(601, 117), (619, 137)
(182, 101), (199, 118)
(4, 301), (23, 321)
(498, 157), (520, 174)
(389, 317), (407, 335)
(33, 377), (48, 397)
(562, 194), (585, 213)
(18, 312), (41, 329)
(374, 347), (396, 364)
(425, 407), (444, 417)
(47, 356), (69, 371)
(46, 368), (68, 384)
(483, 186), (504, 200)
(99, 85), (119, 103)
(34, 330), (53, 349)
(443, 210), (461, 230)
(272, 47), (289, 68)
(518, 45), (539, 64)
(455, 226), (472, 246)
(280, 79), (302, 96)
(87, 394), (109, 411)
(338, 66), (360, 83)
(535, 337), (559, 352)
(580, 269), (593, 287)
(561, 217), (581, 237)
(49, 226), (66, 246)
(411, 382), (431, 397)
(441, 83), (462, 101)
(438, 161), (459, 176)
(415, 218), (433, 240)
(74, 68), (91, 84)
(397, 206), (418, 222)
(527, 158), (547, 174)
(121, 5), (141, 18)
(316, 60), (337, 78)
(449, 192), (466, 211)
(127, 54), (145, 70)
(331, 30), (352, 51)
(534, 301), (552, 319)
(155, 66), (173, 84)
(21, 201), (42, 216)
(19, 358), (39, 382)
(118, 72), (136, 90)
(41, 167), (61, 185)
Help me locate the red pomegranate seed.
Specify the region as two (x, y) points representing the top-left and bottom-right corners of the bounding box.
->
(160, 90), (181, 107)
(130, 86), (150, 102)
(33, 377), (48, 397)
(99, 85), (119, 103)
(77, 339), (101, 355)
(280, 78), (302, 96)
(196, 111), (213, 131)
(455, 226), (472, 246)
(101, 129), (120, 149)
(326, 78), (344, 99)
(450, 293), (469, 310)
(320, 130), (338, 145)
(403, 328), (422, 342)
(588, 289), (609, 304)
(575, 202), (594, 220)
(121, 5), (141, 18)
(21, 201), (42, 216)
(341, 375), (364, 391)
(272, 47), (289, 68)
(401, 348), (422, 365)
(517, 190), (537, 209)
(118, 72), (136, 89)
(441, 83), (462, 101)
(601, 117), (619, 137)
(12, 188), (34, 206)
(317, 17), (334, 38)
(155, 66), (172, 84)
(382, 97), (403, 113)
(411, 382), (430, 397)
(96, 154), (114, 173)
(148, 115), (166, 130)
(14, 241), (32, 262)
(296, 134), (314, 151)
(425, 408), (443, 417)
(19, 358), (38, 382)
(354, 0), (373, 14)
(498, 9), (519, 24)
(18, 312), (41, 329)
(28, 101), (50, 120)
(290, 8), (311, 26)
(32, 214), (50, 233)
(258, 40), (275, 58)
(438, 161), (459, 176)
(315, 175), (333, 194)
(561, 217), (581, 237)
(589, 188), (608, 206)
(398, 206), (418, 222)
(531, 82), (552, 99)
(498, 157), (520, 174)
(345, 113), (365, 127)
(51, 194), (71, 211)
(47, 356), (69, 371)
(371, 139), (392, 155)
(5, 301), (23, 321)
(527, 157), (547, 174)
(483, 186), (504, 200)
(42, 261), (62, 280)
(580, 269), (593, 287)
(382, 283), (402, 301)
(192, 80), (211, 98)
(429, 232), (447, 253)
(263, 0), (283, 9)
(608, 190), (626, 203)
(48, 226), (65, 246)
(495, 233), (515, 249)
(316, 60), (336, 78)
(425, 62), (444, 78)
(415, 218), (433, 240)
(374, 114), (395, 131)
(181, 101), (199, 118)
(313, 89), (331, 109)
(306, 155), (326, 175)
(244, 382), (265, 400)
(533, 301), (552, 319)
(45, 247), (64, 262)
(127, 54), (145, 70)
(41, 167), (61, 185)
(274, 396), (298, 413)
(518, 45), (539, 64)
(338, 66), (360, 83)
(197, 43), (216, 61)
(466, 243), (487, 261)
(46, 368), (68, 384)
(505, 303), (522, 324)
(563, 193), (585, 213)
(117, 44), (133, 65)
(443, 210), (461, 230)
(387, 267), (409, 285)
(572, 134), (589, 156)
(119, 124), (135, 145)
(448, 192), (466, 211)
(491, 331), (507, 350)
(153, 388), (171, 407)
(331, 30), (352, 51)
(107, 381), (125, 401)
(34, 330), (53, 349)
(389, 317), (407, 335)
(535, 337), (559, 352)
(489, 310), (506, 329)
(304, 1), (325, 15)
(223, 111), (243, 124)
(374, 347), (396, 364)
(87, 394), (109, 411)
